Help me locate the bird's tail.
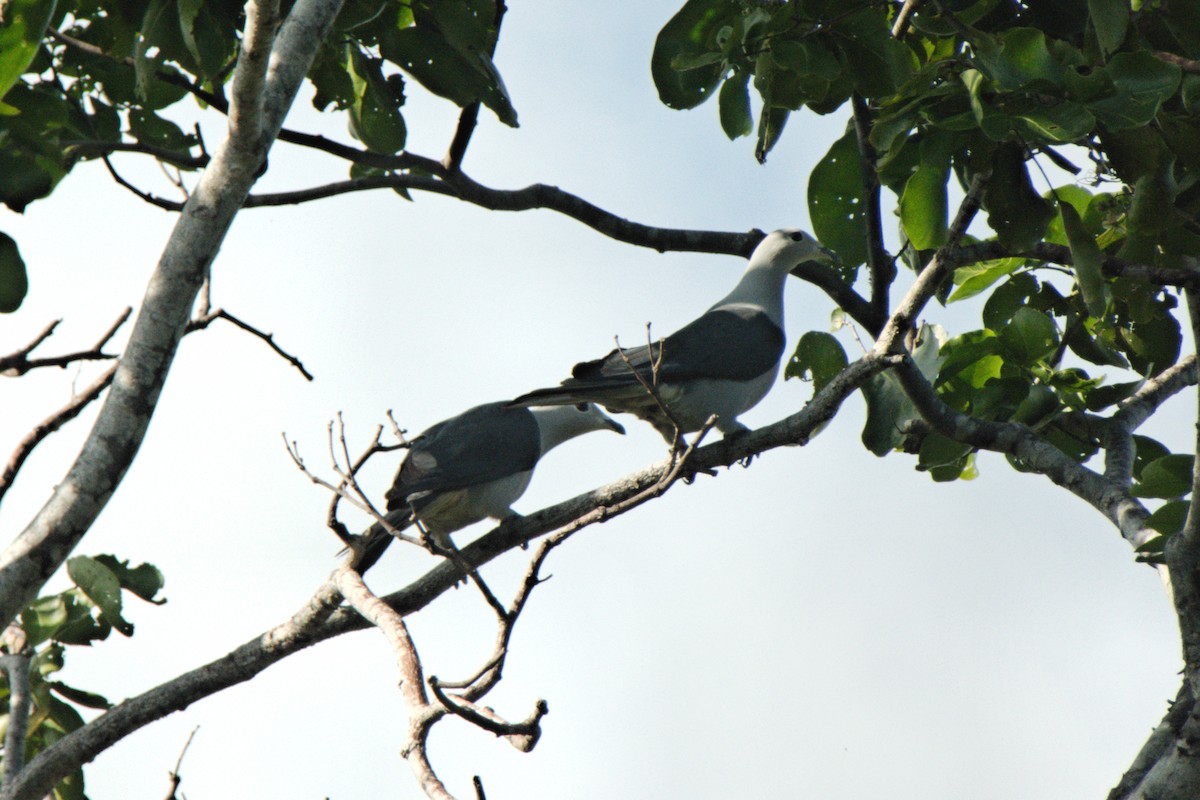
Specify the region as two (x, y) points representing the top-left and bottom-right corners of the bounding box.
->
(346, 509), (414, 574)
(507, 385), (588, 408)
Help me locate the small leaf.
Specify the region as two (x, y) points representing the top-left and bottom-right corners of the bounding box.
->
(754, 105), (789, 164)
(948, 257), (1023, 303)
(786, 331), (848, 394)
(1058, 200), (1110, 317)
(999, 307), (1058, 365)
(900, 159), (949, 249)
(807, 128), (867, 270)
(20, 595), (67, 647)
(1146, 500), (1189, 536)
(1089, 0), (1129, 57)
(1133, 454), (1194, 499)
(651, 0), (739, 110)
(47, 681), (112, 710)
(718, 71), (752, 140)
(93, 555), (166, 604)
(66, 556), (133, 636)
(0, 231), (29, 312)
(0, 0), (58, 105)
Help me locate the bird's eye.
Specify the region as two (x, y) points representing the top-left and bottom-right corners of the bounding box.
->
(575, 403), (589, 412)
(789, 231), (805, 242)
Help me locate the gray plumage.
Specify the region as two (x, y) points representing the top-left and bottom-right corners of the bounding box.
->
(353, 401), (623, 571)
(510, 229), (836, 441)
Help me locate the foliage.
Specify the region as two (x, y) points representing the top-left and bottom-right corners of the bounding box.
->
(656, 0), (1198, 498)
(0, 0), (515, 312)
(1, 555), (164, 800)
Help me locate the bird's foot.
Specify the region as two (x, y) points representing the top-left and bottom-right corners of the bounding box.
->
(499, 511), (529, 549)
(719, 424), (755, 467)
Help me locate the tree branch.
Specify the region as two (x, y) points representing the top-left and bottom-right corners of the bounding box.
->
(442, 0), (506, 171)
(0, 308), (130, 376)
(851, 93), (893, 331)
(0, 363), (118, 506)
(185, 307), (314, 381)
(945, 242), (1200, 289)
(1, 628), (32, 787)
(3, 353), (899, 800)
(0, 0), (348, 632)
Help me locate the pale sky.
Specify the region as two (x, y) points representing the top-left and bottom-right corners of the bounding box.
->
(0, 2), (1187, 798)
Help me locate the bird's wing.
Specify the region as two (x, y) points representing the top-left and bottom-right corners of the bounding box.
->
(571, 306), (785, 387)
(385, 403), (541, 511)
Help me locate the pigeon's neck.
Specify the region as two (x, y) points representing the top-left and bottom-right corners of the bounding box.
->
(530, 408), (591, 456)
(711, 256), (790, 324)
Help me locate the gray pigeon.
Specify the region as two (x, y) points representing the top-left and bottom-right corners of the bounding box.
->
(353, 401), (623, 571)
(510, 229), (836, 441)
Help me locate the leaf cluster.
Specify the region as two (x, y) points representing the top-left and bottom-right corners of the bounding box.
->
(2, 555), (165, 800)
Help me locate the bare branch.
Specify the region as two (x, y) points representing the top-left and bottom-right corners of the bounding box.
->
(0, 308), (130, 376)
(185, 307), (314, 380)
(430, 680), (548, 752)
(162, 727), (199, 800)
(1112, 355), (1199, 433)
(891, 0), (922, 37)
(5, 352), (899, 800)
(0, 363), (118, 506)
(62, 140), (208, 171)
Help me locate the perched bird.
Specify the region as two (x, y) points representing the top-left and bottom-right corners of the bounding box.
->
(352, 401), (624, 572)
(510, 229), (836, 442)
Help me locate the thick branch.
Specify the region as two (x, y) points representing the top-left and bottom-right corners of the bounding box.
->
(1, 648), (32, 785)
(4, 353), (898, 799)
(0, 0), (347, 631)
(892, 359), (1154, 548)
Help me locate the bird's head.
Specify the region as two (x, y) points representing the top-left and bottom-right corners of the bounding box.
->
(530, 402), (626, 453)
(752, 228), (839, 274)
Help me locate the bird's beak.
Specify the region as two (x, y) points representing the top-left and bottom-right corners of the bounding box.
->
(607, 418), (627, 435)
(791, 245), (841, 275)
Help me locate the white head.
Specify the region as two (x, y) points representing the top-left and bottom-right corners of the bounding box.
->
(530, 403), (626, 455)
(749, 228), (837, 272)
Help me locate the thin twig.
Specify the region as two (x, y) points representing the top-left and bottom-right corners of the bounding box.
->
(162, 727), (199, 800)
(186, 308), (314, 381)
(0, 362), (118, 505)
(0, 308), (130, 376)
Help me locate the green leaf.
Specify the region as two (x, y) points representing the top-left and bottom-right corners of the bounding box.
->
(0, 0), (57, 110)
(1058, 200), (1109, 317)
(972, 27), (1064, 91)
(380, 2), (517, 127)
(861, 325), (945, 455)
(651, 0), (739, 110)
(918, 433), (973, 482)
(0, 231), (29, 312)
(346, 47), (407, 155)
(1133, 454), (1194, 498)
(807, 128), (867, 270)
(754, 104), (789, 164)
(948, 257), (1024, 303)
(66, 556), (134, 636)
(786, 331), (848, 393)
(1089, 0), (1129, 57)
(900, 157), (949, 250)
(47, 681), (112, 710)
(983, 144), (1054, 251)
(20, 595), (67, 648)
(92, 555), (166, 604)
(999, 306), (1058, 365)
(1146, 500), (1189, 535)
(1133, 435), (1170, 480)
(718, 70), (752, 139)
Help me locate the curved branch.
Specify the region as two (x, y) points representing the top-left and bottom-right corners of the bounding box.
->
(945, 242), (1200, 288)
(4, 353), (899, 800)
